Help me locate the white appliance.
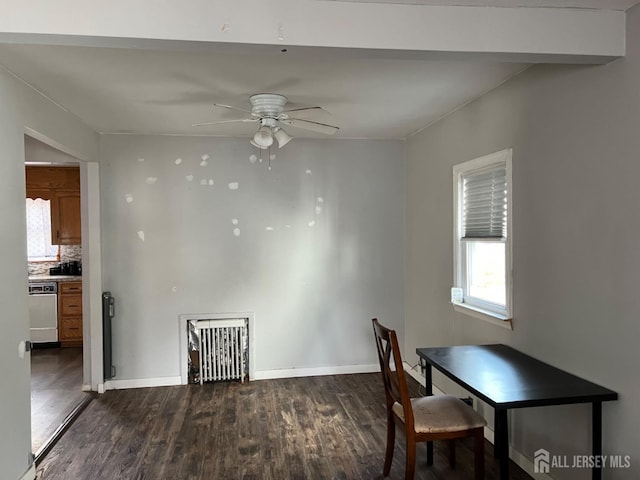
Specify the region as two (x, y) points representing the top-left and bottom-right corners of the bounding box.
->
(28, 282), (58, 343)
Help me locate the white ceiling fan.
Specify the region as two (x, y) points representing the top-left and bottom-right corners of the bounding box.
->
(192, 93), (339, 149)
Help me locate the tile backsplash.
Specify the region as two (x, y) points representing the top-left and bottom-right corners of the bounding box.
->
(28, 245), (81, 275)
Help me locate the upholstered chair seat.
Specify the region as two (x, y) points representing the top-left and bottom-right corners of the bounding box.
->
(392, 395), (487, 434)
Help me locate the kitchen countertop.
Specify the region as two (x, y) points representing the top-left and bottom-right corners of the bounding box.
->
(28, 275), (82, 283)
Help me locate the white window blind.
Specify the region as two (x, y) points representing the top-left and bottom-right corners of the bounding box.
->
(462, 164), (507, 239)
(26, 198), (59, 261)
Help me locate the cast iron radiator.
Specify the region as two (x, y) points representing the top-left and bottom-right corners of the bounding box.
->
(196, 318), (248, 384)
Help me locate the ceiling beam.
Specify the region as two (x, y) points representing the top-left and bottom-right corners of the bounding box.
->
(0, 0), (625, 63)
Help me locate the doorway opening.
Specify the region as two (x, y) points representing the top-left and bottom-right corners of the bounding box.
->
(24, 134), (94, 460)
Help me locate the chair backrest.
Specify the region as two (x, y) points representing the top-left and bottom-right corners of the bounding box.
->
(372, 318), (415, 428)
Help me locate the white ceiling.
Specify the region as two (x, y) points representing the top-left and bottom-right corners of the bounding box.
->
(323, 0), (639, 9)
(0, 43), (530, 139)
(0, 0), (637, 140)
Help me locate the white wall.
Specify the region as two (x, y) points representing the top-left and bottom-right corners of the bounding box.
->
(0, 69), (97, 478)
(24, 134), (79, 164)
(99, 135), (404, 381)
(405, 4), (640, 479)
(0, 69), (32, 480)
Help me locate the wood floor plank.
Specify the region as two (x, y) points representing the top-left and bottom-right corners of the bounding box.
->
(37, 374), (532, 480)
(31, 347), (87, 452)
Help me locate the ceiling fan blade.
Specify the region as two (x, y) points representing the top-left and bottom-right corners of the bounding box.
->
(192, 118), (257, 127)
(281, 118), (339, 135)
(282, 106), (325, 114)
(213, 103), (253, 114)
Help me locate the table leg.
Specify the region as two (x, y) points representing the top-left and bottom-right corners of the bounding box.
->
(592, 402), (602, 480)
(495, 409), (509, 480)
(494, 409), (501, 459)
(422, 360), (434, 464)
(423, 360), (433, 396)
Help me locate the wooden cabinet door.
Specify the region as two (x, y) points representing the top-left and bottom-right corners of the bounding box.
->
(26, 166), (80, 190)
(26, 188), (55, 201)
(60, 294), (82, 316)
(58, 282), (83, 346)
(59, 282), (82, 295)
(52, 192), (81, 245)
(59, 317), (83, 341)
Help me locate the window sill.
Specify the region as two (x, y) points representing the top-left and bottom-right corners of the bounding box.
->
(452, 302), (513, 330)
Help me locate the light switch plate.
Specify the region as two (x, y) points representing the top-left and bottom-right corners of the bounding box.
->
(18, 341), (32, 359)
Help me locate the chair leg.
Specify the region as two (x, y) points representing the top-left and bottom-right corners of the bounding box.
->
(474, 428), (485, 480)
(383, 413), (395, 476)
(448, 439), (456, 468)
(405, 434), (417, 480)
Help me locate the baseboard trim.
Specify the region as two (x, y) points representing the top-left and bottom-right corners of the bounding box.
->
(81, 384), (92, 392)
(403, 362), (552, 480)
(404, 363), (445, 395)
(253, 363), (379, 380)
(104, 376), (182, 390)
(19, 464), (36, 480)
(509, 445), (552, 480)
(104, 366), (378, 387)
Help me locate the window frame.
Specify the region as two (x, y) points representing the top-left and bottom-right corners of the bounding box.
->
(452, 149), (513, 326)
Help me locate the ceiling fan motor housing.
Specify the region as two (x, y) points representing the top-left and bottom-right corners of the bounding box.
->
(250, 93), (288, 117)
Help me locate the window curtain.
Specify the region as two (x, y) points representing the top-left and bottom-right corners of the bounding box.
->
(26, 198), (58, 261)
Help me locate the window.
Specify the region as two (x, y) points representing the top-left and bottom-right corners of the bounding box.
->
(26, 198), (59, 261)
(453, 149), (512, 323)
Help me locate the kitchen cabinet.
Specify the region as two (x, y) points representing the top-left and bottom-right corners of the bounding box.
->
(26, 166), (80, 191)
(52, 192), (81, 244)
(58, 281), (83, 347)
(26, 166), (81, 245)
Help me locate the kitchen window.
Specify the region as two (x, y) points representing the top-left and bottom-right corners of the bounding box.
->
(26, 198), (60, 261)
(452, 149), (512, 326)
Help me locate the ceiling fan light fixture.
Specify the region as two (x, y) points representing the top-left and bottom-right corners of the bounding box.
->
(250, 138), (268, 150)
(273, 127), (293, 148)
(253, 125), (274, 148)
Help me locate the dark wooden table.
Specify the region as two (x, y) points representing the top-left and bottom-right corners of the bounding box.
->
(416, 344), (617, 480)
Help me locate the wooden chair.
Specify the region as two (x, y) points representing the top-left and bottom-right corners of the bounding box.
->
(372, 318), (486, 480)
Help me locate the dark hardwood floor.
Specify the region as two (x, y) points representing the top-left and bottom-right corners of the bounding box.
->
(36, 373), (532, 480)
(31, 347), (87, 453)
